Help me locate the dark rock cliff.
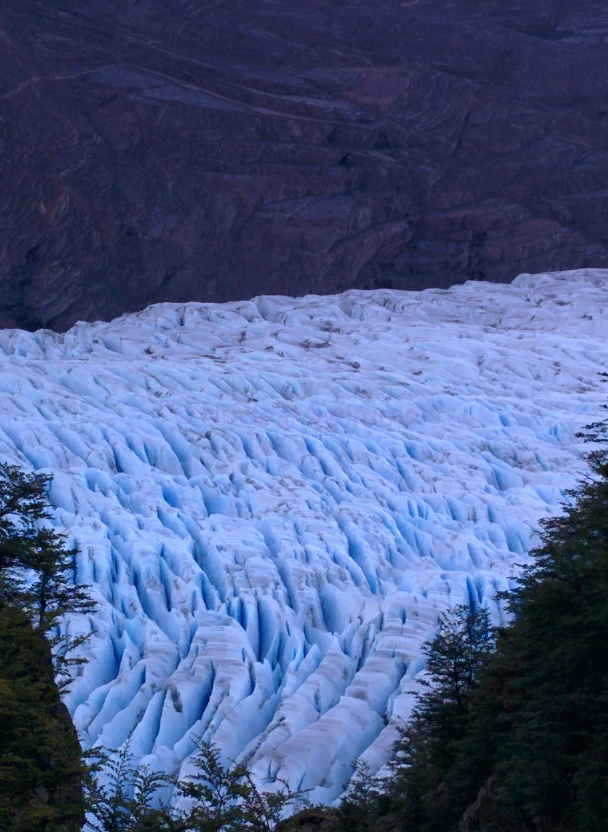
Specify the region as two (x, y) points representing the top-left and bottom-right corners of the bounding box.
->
(2, 0), (608, 330)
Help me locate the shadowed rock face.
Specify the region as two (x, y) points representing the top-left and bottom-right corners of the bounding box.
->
(1, 0), (608, 330)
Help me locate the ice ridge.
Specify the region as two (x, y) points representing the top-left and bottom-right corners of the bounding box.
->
(0, 268), (606, 804)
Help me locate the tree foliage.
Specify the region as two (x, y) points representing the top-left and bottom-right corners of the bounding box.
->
(178, 742), (308, 831)
(0, 605), (85, 832)
(334, 423), (608, 832)
(474, 428), (608, 831)
(0, 464), (93, 831)
(0, 464), (94, 635)
(386, 604), (495, 832)
(83, 743), (177, 832)
(333, 761), (388, 832)
(84, 740), (308, 832)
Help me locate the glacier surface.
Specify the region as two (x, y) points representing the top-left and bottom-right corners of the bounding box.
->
(0, 269), (607, 803)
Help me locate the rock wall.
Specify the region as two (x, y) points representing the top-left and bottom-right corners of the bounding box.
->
(2, 0), (608, 330)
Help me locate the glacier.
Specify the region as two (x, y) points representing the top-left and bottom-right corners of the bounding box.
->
(0, 268), (607, 805)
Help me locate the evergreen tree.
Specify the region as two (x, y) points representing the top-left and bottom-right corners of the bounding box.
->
(0, 463), (93, 830)
(0, 605), (85, 832)
(0, 463), (51, 601)
(387, 604), (494, 831)
(380, 423), (608, 832)
(0, 464), (94, 672)
(474, 430), (608, 831)
(334, 761), (387, 832)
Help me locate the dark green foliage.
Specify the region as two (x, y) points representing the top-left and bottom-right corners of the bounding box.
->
(177, 741), (308, 831)
(338, 424), (608, 832)
(0, 464), (59, 606)
(0, 464), (93, 831)
(0, 605), (85, 832)
(474, 432), (608, 831)
(387, 604), (494, 832)
(83, 743), (177, 832)
(85, 740), (308, 832)
(333, 762), (387, 832)
(0, 463), (94, 637)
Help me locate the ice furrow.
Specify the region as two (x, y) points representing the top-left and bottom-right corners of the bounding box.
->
(0, 270), (606, 802)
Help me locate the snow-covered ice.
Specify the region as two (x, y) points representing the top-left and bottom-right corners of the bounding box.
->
(0, 269), (606, 803)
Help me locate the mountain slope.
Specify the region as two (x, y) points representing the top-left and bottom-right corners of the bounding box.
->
(3, 1), (608, 329)
(0, 269), (606, 803)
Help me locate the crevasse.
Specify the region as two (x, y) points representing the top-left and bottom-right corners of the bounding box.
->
(0, 269), (606, 804)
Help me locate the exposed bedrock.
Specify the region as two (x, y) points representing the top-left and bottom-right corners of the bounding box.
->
(2, 0), (608, 330)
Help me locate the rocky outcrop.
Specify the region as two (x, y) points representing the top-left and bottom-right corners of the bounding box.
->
(2, 0), (608, 330)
